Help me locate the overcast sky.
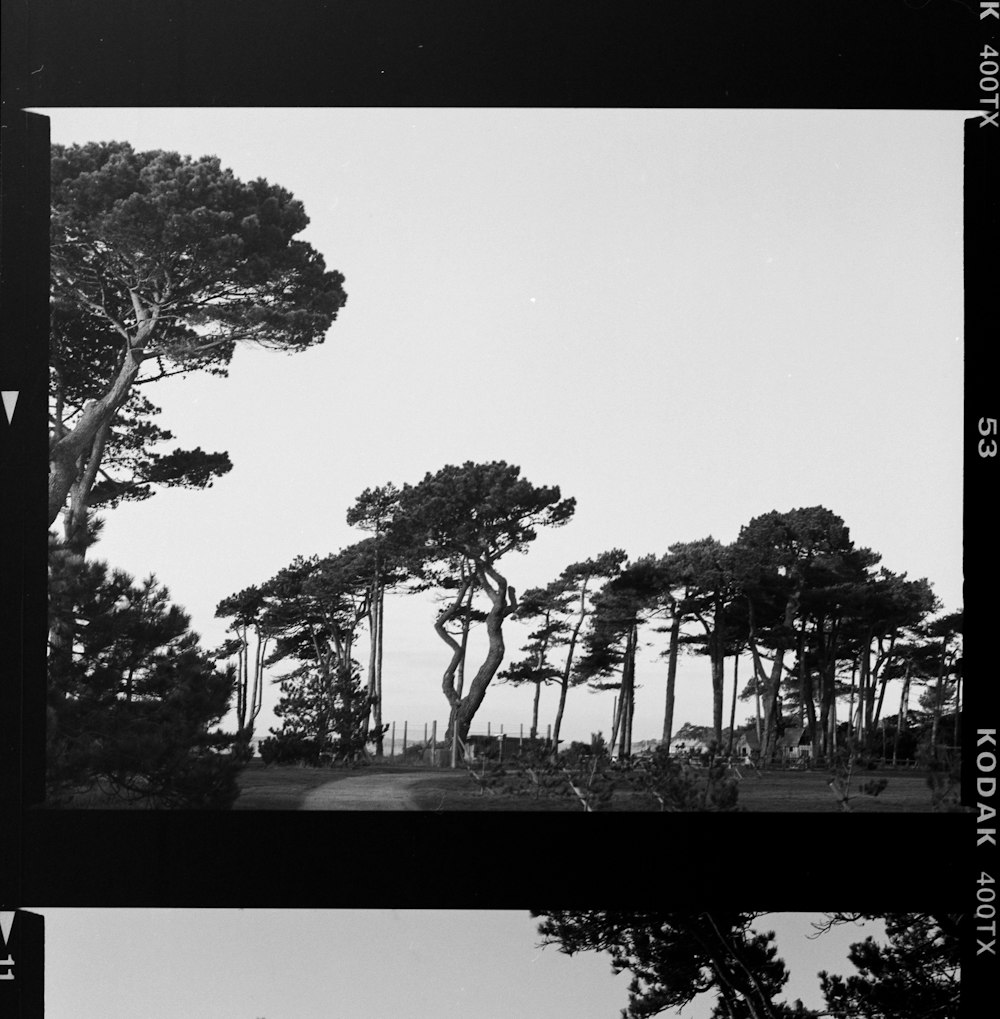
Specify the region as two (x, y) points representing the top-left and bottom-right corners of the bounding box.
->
(35, 909), (883, 1019)
(39, 108), (965, 745)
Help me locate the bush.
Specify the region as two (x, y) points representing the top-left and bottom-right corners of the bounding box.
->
(625, 747), (740, 812)
(258, 732), (329, 766)
(465, 742), (739, 812)
(47, 538), (241, 809)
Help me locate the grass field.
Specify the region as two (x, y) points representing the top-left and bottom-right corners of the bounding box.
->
(232, 760), (950, 812)
(44, 759), (954, 811)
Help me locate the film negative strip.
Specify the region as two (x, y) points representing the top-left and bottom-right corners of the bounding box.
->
(0, 3), (995, 1017)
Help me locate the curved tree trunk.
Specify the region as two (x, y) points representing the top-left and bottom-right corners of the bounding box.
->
(435, 577), (473, 732)
(444, 562), (516, 744)
(49, 331), (152, 528)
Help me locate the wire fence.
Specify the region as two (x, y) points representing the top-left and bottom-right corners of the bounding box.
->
(247, 727), (957, 770)
(382, 720), (558, 766)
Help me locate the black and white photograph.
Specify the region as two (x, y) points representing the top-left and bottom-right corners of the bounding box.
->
(34, 106), (966, 814)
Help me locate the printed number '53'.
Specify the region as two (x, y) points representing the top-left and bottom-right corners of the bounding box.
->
(979, 418), (998, 458)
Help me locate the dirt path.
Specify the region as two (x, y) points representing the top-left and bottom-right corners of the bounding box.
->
(298, 771), (429, 810)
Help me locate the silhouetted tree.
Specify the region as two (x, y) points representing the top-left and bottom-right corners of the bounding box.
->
(347, 483), (406, 755)
(49, 140), (347, 542)
(390, 461), (575, 743)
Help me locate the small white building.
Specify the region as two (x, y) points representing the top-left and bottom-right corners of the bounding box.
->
(735, 731), (761, 759)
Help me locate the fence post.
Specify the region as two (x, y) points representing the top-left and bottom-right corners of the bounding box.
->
(487, 721), (491, 737)
(403, 720), (408, 758)
(391, 721), (396, 759)
(424, 722), (428, 747)
(451, 714), (458, 769)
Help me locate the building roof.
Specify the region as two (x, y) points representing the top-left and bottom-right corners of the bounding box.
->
(777, 726), (811, 747)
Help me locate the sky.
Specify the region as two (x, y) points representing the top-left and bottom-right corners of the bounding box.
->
(38, 107), (966, 746)
(34, 909), (884, 1019)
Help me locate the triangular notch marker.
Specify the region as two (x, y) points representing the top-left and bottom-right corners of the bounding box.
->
(1, 391), (18, 425)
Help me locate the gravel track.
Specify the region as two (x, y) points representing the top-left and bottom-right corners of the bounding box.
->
(298, 771), (428, 810)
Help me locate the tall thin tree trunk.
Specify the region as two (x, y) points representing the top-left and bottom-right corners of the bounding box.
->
(828, 682), (837, 754)
(726, 648), (740, 757)
(551, 675), (571, 755)
(753, 661), (762, 747)
(930, 637), (949, 759)
(847, 658), (857, 739)
(864, 636), (881, 737)
(799, 628), (816, 741)
(249, 632), (267, 740)
(872, 668), (890, 732)
(710, 603), (726, 746)
(552, 578), (591, 755)
(711, 649), (724, 746)
(892, 661), (911, 766)
(375, 585), (385, 755)
(366, 594), (378, 729)
(609, 693), (623, 756)
(661, 610), (681, 750)
(819, 661), (836, 761)
(624, 629), (636, 760)
(857, 653), (867, 737)
(617, 624), (637, 760)
(235, 625), (249, 736)
(745, 593), (792, 767)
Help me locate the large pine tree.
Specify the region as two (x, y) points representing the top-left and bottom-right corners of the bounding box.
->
(48, 140), (348, 543)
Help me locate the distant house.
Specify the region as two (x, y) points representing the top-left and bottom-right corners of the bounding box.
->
(735, 731), (761, 759)
(776, 726), (812, 760)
